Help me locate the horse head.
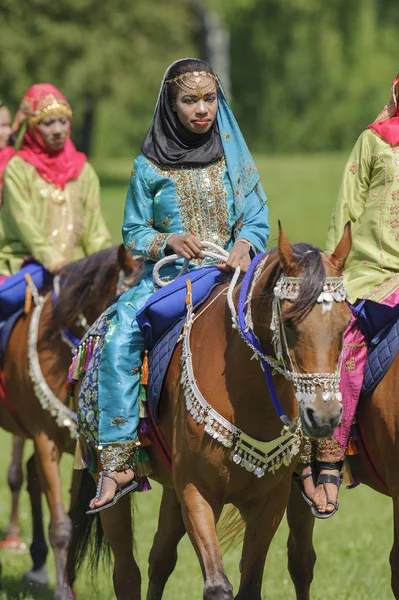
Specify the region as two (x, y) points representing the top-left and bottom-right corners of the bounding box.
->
(248, 224), (351, 439)
(276, 223), (352, 438)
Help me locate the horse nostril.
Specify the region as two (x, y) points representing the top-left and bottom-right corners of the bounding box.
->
(305, 406), (317, 428)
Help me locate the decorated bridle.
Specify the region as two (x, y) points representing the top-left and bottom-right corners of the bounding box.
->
(229, 253), (347, 425)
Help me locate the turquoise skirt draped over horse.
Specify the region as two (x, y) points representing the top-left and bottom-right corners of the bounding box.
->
(75, 85), (270, 473)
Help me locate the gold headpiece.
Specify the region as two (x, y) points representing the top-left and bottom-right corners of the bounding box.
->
(28, 101), (72, 126)
(166, 70), (217, 99)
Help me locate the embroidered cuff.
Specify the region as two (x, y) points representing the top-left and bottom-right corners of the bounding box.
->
(315, 438), (345, 462)
(146, 232), (175, 262)
(298, 437), (313, 464)
(99, 439), (141, 471)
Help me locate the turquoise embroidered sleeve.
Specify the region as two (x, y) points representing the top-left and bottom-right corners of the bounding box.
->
(236, 184), (269, 253)
(122, 158), (173, 261)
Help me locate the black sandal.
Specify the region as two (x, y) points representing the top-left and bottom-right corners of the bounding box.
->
(310, 470), (342, 519)
(292, 468), (314, 508)
(86, 471), (139, 515)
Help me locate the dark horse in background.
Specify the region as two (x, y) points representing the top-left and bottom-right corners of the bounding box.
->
(286, 321), (399, 598)
(0, 246), (143, 600)
(67, 226), (352, 600)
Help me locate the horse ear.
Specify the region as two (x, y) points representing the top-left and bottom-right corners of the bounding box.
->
(117, 244), (128, 271)
(278, 221), (296, 274)
(328, 222), (352, 272)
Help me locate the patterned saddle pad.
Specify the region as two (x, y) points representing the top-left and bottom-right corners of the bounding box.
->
(362, 318), (399, 395)
(136, 266), (225, 421)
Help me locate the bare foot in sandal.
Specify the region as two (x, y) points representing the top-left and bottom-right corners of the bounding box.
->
(89, 469), (135, 510)
(313, 467), (340, 514)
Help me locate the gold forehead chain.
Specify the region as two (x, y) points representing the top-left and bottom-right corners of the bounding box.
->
(166, 70), (217, 98)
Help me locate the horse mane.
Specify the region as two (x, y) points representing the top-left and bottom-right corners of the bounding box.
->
(265, 243), (326, 323)
(52, 246), (120, 331)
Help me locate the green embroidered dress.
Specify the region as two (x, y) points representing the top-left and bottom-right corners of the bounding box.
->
(0, 156), (112, 275)
(326, 129), (399, 304)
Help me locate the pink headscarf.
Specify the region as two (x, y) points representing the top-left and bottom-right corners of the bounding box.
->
(368, 74), (399, 146)
(0, 146), (15, 194)
(13, 84), (86, 189)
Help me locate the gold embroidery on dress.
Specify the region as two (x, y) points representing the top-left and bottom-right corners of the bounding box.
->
(147, 233), (174, 261)
(99, 439), (140, 471)
(150, 158), (230, 251)
(345, 357), (355, 372)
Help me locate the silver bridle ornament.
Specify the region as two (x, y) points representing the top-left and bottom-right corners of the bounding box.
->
(269, 274), (347, 404)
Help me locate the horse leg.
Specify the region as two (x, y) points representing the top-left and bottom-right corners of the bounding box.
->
(235, 484), (289, 600)
(23, 453), (50, 590)
(178, 483), (233, 600)
(34, 433), (73, 600)
(286, 480), (316, 600)
(147, 487), (186, 600)
(100, 495), (141, 600)
(4, 436), (25, 544)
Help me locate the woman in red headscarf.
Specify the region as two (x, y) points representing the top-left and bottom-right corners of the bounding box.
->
(0, 100), (14, 207)
(0, 84), (111, 278)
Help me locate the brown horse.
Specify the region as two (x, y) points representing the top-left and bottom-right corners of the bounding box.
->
(286, 324), (399, 598)
(67, 226), (352, 600)
(0, 246), (143, 600)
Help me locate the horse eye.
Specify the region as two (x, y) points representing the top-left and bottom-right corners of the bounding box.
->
(285, 319), (294, 330)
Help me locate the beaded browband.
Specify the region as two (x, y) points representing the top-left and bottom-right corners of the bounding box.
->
(166, 70), (217, 98)
(28, 101), (72, 126)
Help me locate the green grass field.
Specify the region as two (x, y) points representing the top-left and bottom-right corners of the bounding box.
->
(0, 152), (395, 599)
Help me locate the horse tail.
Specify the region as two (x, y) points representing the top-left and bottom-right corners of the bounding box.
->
(217, 504), (245, 552)
(66, 469), (111, 587)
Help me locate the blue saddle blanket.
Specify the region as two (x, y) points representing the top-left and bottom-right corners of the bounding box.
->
(136, 266), (224, 420)
(352, 299), (399, 395)
(362, 317), (399, 395)
(0, 263), (51, 321)
(136, 266), (223, 351)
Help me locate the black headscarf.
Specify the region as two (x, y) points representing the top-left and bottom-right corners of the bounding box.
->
(141, 77), (223, 168)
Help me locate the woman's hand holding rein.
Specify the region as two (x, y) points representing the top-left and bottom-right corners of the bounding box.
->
(166, 235), (251, 272)
(167, 234), (205, 260)
(218, 239), (252, 273)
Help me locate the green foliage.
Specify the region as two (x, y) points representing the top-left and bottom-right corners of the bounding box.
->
(0, 0), (197, 155)
(223, 0), (399, 152)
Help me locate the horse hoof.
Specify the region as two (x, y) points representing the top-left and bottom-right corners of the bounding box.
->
(22, 565), (50, 589)
(0, 538), (27, 553)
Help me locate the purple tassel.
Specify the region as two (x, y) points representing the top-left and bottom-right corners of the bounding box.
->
(139, 418), (151, 434)
(346, 479), (360, 490)
(67, 353), (78, 383)
(85, 337), (94, 369)
(139, 476), (152, 492)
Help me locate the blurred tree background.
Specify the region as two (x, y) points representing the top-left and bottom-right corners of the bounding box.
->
(0, 0), (398, 157)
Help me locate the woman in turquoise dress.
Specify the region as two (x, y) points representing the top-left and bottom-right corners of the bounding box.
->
(72, 58), (270, 512)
